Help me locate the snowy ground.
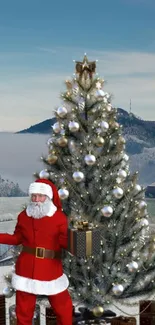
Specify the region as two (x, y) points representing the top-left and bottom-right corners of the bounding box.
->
(0, 197), (154, 324)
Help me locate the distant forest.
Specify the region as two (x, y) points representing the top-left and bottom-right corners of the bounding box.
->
(0, 176), (27, 197)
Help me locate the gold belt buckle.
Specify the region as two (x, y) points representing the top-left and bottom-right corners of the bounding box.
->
(36, 247), (45, 259)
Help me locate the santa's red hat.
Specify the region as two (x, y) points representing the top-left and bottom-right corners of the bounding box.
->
(28, 178), (62, 210)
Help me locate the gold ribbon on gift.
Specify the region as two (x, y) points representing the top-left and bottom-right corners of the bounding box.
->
(85, 230), (92, 256)
(72, 221), (93, 257)
(76, 221), (89, 230)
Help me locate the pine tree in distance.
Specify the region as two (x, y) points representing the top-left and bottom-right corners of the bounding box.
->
(34, 55), (155, 311)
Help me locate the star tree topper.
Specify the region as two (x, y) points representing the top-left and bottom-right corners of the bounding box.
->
(75, 54), (96, 79)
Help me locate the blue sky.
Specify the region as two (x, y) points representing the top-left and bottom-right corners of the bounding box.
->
(0, 0), (155, 131)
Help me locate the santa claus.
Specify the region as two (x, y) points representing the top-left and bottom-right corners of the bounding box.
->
(0, 178), (73, 325)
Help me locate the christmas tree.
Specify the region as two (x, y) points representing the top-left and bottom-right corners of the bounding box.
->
(4, 55), (155, 315)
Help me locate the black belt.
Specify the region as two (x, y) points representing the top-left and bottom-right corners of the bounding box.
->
(22, 246), (61, 259)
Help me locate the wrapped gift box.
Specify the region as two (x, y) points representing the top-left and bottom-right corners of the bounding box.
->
(139, 300), (155, 325)
(0, 295), (5, 325)
(68, 222), (101, 258)
(76, 321), (107, 324)
(77, 307), (116, 324)
(46, 305), (78, 325)
(9, 304), (40, 325)
(46, 307), (56, 325)
(111, 316), (136, 325)
(78, 307), (116, 320)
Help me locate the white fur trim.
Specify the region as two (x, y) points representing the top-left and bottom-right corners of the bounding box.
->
(12, 273), (69, 295)
(29, 182), (53, 199)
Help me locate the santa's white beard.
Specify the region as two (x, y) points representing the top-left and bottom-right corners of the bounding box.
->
(26, 197), (52, 219)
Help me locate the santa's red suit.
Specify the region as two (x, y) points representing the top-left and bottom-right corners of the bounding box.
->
(0, 179), (73, 325)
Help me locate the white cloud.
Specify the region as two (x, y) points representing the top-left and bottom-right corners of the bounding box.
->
(0, 133), (49, 191)
(0, 48), (155, 131)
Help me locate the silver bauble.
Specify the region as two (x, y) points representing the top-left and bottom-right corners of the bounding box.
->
(84, 154), (96, 166)
(127, 261), (138, 272)
(112, 187), (124, 199)
(140, 218), (149, 227)
(117, 169), (127, 180)
(134, 184), (142, 195)
(100, 121), (109, 131)
(138, 201), (147, 209)
(101, 206), (113, 217)
(96, 89), (105, 97)
(58, 188), (69, 200)
(39, 170), (49, 179)
(112, 284), (124, 296)
(68, 121), (80, 132)
(73, 171), (84, 182)
(123, 154), (129, 162)
(52, 122), (61, 133)
(3, 286), (14, 298)
(57, 106), (67, 118)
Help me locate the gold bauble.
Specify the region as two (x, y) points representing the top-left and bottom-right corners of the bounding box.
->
(47, 153), (58, 164)
(95, 135), (105, 147)
(92, 306), (104, 317)
(111, 121), (119, 129)
(118, 136), (126, 144)
(57, 136), (68, 147)
(5, 273), (12, 282)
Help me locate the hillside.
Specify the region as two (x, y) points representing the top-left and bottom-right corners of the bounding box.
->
(16, 108), (155, 187)
(17, 118), (56, 134)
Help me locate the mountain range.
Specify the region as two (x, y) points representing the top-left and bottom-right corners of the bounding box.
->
(17, 108), (155, 187)
(17, 108), (155, 155)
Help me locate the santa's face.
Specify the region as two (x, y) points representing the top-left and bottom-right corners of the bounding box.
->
(26, 194), (52, 219)
(31, 193), (47, 203)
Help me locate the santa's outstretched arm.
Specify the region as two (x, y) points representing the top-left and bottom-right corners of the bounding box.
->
(0, 215), (22, 245)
